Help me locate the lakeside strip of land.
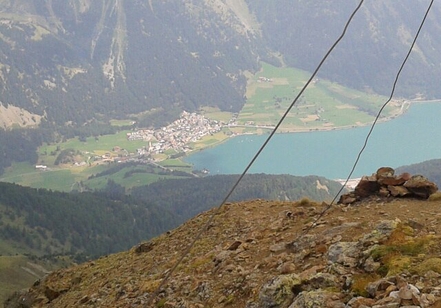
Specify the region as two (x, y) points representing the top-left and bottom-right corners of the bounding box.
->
(185, 99), (440, 184)
(240, 99), (412, 134)
(187, 99), (415, 156)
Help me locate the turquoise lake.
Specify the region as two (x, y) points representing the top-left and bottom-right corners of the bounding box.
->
(185, 102), (441, 179)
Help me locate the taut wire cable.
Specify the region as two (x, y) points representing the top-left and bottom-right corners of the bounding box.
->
(301, 0), (435, 237)
(147, 0), (365, 305)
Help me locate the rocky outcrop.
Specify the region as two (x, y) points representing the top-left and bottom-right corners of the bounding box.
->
(258, 274), (302, 307)
(339, 167), (438, 204)
(5, 197), (441, 307)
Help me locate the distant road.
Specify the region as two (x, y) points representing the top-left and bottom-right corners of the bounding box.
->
(228, 124), (275, 129)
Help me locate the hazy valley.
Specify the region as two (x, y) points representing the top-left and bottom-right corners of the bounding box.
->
(1, 1), (441, 306)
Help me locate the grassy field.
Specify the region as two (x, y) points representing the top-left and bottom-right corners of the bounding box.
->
(200, 106), (233, 122)
(110, 119), (136, 126)
(85, 164), (190, 191)
(240, 62), (397, 131)
(39, 130), (146, 158)
(0, 256), (41, 303)
(188, 130), (232, 151)
(0, 162), (110, 191)
(0, 255), (71, 303)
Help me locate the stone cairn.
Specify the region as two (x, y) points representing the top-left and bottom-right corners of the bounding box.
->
(338, 167), (438, 205)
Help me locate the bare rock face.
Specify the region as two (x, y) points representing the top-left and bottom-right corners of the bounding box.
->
(132, 241), (155, 253)
(404, 175), (438, 198)
(376, 166), (395, 178)
(339, 167), (438, 204)
(258, 274), (301, 308)
(338, 193), (358, 204)
(354, 175), (380, 197)
(388, 185), (410, 197)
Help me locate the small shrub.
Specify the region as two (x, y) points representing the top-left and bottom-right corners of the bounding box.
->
(414, 258), (441, 275)
(386, 255), (411, 276)
(351, 273), (380, 297)
(376, 264), (389, 277)
(297, 197), (318, 207)
(297, 197), (311, 206)
(156, 298), (167, 307)
(370, 246), (397, 262)
(371, 233), (430, 276)
(429, 191), (441, 201)
(398, 240), (426, 256)
(385, 224), (414, 245)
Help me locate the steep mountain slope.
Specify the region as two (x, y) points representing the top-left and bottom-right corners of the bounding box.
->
(7, 195), (441, 307)
(0, 0), (259, 127)
(131, 174), (343, 222)
(0, 182), (177, 260)
(0, 174), (344, 303)
(396, 159), (441, 188)
(3, 167), (440, 307)
(1, 0), (441, 130)
(248, 0), (441, 98)
(0, 175), (342, 260)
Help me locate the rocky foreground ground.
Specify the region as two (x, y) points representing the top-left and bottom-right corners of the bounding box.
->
(5, 169), (441, 308)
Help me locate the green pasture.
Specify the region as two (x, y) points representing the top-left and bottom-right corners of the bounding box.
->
(0, 161), (194, 192)
(189, 131), (230, 150)
(84, 164), (190, 191)
(20, 169), (75, 191)
(159, 159), (193, 168)
(0, 164), (79, 191)
(1, 162), (111, 190)
(200, 107), (233, 122)
(240, 62), (394, 129)
(0, 256), (38, 303)
(0, 254), (70, 303)
(39, 130), (146, 157)
(0, 162), (35, 176)
(110, 119), (136, 126)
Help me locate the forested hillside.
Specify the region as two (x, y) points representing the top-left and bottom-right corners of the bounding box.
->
(0, 174), (342, 260)
(396, 159), (441, 188)
(249, 0), (441, 98)
(131, 174), (343, 222)
(0, 173), (343, 302)
(0, 182), (176, 261)
(0, 129), (40, 174)
(0, 0), (258, 128)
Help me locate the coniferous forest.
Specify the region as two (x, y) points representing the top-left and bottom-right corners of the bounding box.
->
(0, 174), (342, 261)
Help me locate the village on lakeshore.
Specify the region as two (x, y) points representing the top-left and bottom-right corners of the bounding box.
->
(126, 111), (236, 157)
(35, 97), (413, 172)
(103, 97), (412, 165)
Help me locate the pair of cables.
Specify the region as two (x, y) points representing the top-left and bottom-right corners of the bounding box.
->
(147, 0), (434, 305)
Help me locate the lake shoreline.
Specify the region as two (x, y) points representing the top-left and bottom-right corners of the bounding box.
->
(185, 100), (441, 179)
(186, 99), (417, 157)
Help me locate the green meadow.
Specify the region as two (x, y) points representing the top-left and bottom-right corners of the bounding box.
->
(85, 164), (191, 191)
(240, 62), (397, 130)
(0, 256), (42, 303)
(39, 130), (146, 157)
(0, 254), (72, 303)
